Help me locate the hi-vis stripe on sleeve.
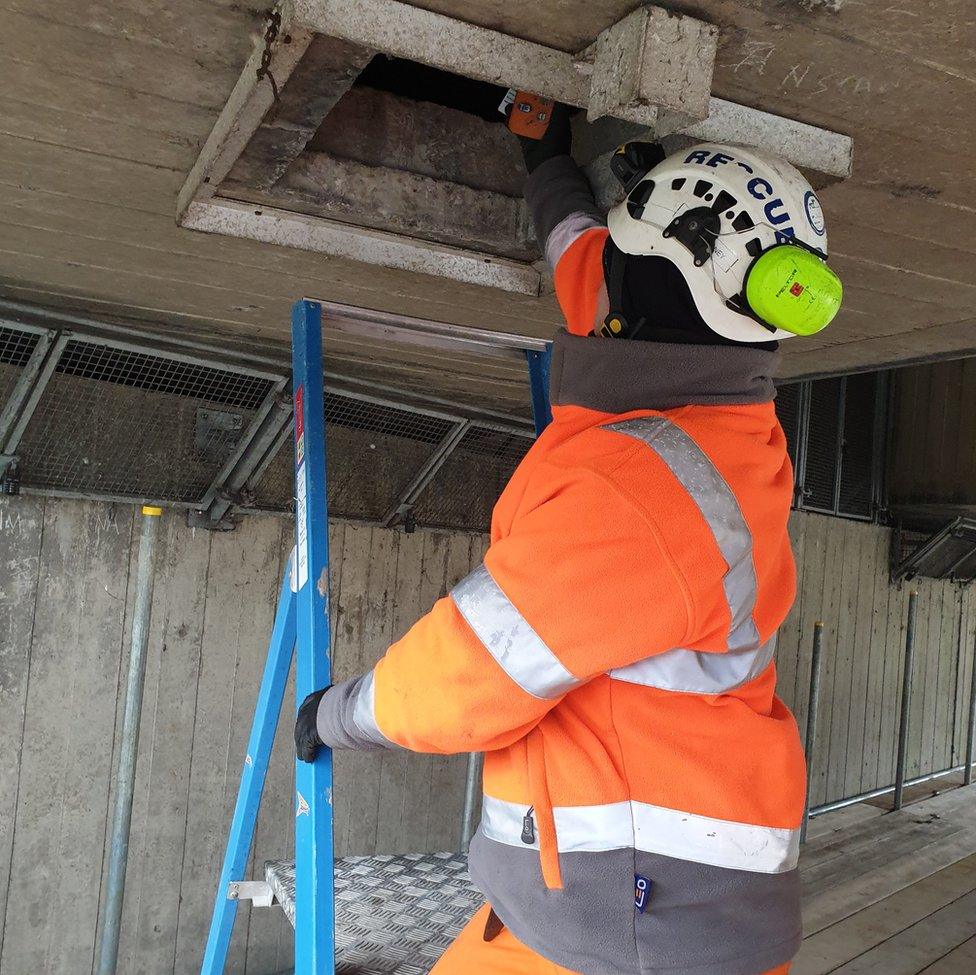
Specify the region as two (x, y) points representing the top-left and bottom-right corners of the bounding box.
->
(451, 564), (579, 700)
(545, 212), (605, 269)
(351, 671), (396, 747)
(480, 795), (800, 874)
(605, 417), (770, 694)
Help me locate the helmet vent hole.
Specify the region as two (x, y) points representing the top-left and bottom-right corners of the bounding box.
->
(693, 179), (713, 198)
(746, 237), (763, 257)
(712, 190), (737, 213)
(671, 178), (686, 191)
(733, 212), (756, 233)
(626, 180), (655, 219)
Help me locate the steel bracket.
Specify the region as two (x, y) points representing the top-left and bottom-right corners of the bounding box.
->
(193, 382), (293, 530)
(227, 880), (275, 908)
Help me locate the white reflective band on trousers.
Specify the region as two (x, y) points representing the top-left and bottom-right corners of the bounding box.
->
(480, 795), (800, 874)
(451, 416), (773, 699)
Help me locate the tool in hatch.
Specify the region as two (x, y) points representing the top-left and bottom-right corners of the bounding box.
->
(498, 88), (555, 139)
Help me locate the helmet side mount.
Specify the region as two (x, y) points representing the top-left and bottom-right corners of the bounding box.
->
(661, 207), (721, 268)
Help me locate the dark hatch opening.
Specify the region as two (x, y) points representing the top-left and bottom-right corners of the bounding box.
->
(353, 55), (509, 123)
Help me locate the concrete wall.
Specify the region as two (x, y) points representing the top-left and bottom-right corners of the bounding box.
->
(0, 497), (484, 975)
(1, 498), (973, 974)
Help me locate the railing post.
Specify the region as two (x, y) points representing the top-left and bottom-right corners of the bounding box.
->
(96, 505), (163, 975)
(459, 753), (484, 854)
(893, 590), (919, 811)
(800, 622), (825, 844)
(965, 615), (976, 787)
(525, 346), (553, 437)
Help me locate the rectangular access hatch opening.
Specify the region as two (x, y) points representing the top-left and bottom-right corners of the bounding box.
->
(220, 47), (536, 261)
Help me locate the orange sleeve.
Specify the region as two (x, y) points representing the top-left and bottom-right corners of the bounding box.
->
(552, 227), (610, 337)
(356, 457), (692, 755)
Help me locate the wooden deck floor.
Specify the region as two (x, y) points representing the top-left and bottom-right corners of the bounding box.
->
(796, 782), (976, 975)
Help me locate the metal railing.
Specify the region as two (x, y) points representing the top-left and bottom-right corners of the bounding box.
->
(0, 300), (535, 532)
(802, 588), (976, 833)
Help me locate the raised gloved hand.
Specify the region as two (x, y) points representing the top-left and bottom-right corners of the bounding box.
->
(295, 687), (329, 763)
(516, 101), (573, 174)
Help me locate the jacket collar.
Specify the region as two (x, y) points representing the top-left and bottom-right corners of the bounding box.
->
(549, 329), (778, 413)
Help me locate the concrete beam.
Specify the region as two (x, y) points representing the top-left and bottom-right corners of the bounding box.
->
(226, 34), (375, 191)
(225, 152), (536, 259)
(577, 103), (854, 210)
(587, 6), (718, 129)
(176, 5), (314, 219)
(182, 199), (541, 295)
(307, 87), (525, 197)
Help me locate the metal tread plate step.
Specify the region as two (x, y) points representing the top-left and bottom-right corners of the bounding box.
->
(265, 852), (481, 974)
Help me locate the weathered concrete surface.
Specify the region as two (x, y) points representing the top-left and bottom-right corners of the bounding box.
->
(225, 34), (376, 191)
(307, 87), (526, 196)
(588, 5), (718, 126)
(0, 0), (974, 391)
(225, 152), (536, 260)
(0, 496), (486, 975)
(3, 495), (975, 971)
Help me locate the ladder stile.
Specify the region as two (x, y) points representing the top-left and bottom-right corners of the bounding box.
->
(291, 299), (337, 974)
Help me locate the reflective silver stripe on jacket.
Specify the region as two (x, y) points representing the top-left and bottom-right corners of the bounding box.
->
(612, 636), (777, 695)
(451, 564), (579, 700)
(606, 416), (770, 694)
(544, 212), (605, 268)
(350, 671), (395, 747)
(480, 795), (800, 874)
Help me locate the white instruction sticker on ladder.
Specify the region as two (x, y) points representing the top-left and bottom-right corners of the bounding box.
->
(295, 461), (309, 590)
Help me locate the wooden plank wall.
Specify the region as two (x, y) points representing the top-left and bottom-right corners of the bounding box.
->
(0, 497), (973, 974)
(775, 510), (976, 810)
(0, 496), (484, 975)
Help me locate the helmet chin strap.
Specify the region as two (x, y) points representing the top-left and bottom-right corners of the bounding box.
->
(600, 241), (647, 339)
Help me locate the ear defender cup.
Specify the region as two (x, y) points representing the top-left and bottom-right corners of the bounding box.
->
(743, 244), (843, 336)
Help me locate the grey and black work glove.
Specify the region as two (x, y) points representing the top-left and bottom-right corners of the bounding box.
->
(295, 687), (329, 763)
(517, 101), (573, 174)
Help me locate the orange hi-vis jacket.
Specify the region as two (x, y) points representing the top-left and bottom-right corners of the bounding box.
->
(316, 156), (806, 975)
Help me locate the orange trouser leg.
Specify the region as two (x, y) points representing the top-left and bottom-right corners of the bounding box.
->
(430, 905), (791, 975)
(430, 905), (581, 975)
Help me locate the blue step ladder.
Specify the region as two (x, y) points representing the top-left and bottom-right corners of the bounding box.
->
(200, 299), (552, 974)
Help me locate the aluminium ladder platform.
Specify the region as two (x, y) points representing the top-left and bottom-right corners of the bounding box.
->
(200, 299), (552, 975)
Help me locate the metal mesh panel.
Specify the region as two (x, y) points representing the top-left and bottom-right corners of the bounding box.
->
(16, 340), (273, 502)
(0, 325), (40, 406)
(251, 392), (455, 522)
(838, 372), (877, 518)
(803, 377), (843, 512)
(894, 521), (976, 584)
(775, 382), (801, 469)
(54, 341), (271, 409)
(411, 425), (532, 531)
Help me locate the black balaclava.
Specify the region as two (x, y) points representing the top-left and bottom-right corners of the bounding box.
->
(603, 237), (779, 351)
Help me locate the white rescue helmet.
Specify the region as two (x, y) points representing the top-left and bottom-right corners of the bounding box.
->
(606, 142), (841, 343)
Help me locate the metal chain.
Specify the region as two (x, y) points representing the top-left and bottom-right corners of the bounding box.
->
(255, 8), (282, 102)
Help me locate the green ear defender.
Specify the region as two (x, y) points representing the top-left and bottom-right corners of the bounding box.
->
(742, 243), (843, 336)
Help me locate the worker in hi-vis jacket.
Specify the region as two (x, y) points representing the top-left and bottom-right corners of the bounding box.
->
(296, 102), (843, 975)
